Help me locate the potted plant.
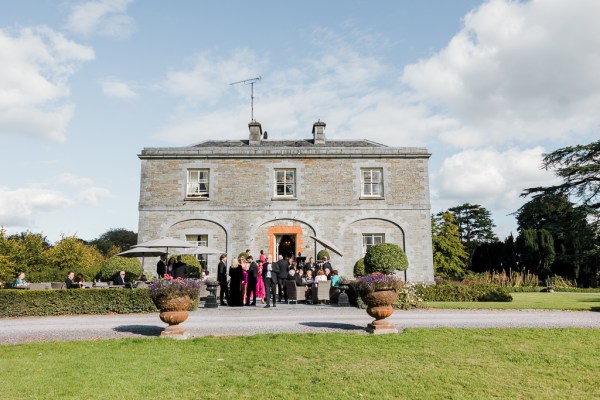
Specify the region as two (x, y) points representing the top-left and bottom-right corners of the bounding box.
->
(356, 243), (408, 334)
(148, 274), (202, 337)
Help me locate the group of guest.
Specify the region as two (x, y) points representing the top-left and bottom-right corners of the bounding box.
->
(64, 271), (87, 288)
(156, 254), (190, 278)
(217, 250), (339, 308)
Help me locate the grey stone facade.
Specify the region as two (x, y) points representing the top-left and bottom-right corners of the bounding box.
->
(137, 122), (434, 282)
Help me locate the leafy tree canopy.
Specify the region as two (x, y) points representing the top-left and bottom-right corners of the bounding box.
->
(522, 139), (600, 209)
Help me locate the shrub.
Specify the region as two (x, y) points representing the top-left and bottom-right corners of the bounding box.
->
(26, 268), (69, 283)
(395, 282), (424, 309)
(364, 243), (408, 275)
(353, 258), (365, 277)
(97, 256), (142, 282)
(316, 249), (330, 261)
(0, 288), (157, 317)
(180, 254), (202, 278)
(417, 281), (512, 302)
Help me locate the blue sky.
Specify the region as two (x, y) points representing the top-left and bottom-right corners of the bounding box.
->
(1, 0), (598, 244)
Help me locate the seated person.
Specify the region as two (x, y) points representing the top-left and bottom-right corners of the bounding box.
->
(304, 270), (314, 284)
(330, 269), (340, 287)
(114, 270), (126, 286)
(13, 271), (30, 288)
(313, 270), (327, 287)
(324, 267), (332, 280)
(172, 256), (188, 278)
(73, 273), (85, 288)
(65, 271), (78, 289)
(286, 268), (304, 286)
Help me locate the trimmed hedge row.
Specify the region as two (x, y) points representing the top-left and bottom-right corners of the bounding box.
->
(417, 282), (513, 302)
(0, 289), (158, 318)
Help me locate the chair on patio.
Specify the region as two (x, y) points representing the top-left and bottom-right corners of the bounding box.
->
(311, 280), (331, 304)
(50, 282), (65, 289)
(29, 283), (51, 290)
(285, 281), (307, 304)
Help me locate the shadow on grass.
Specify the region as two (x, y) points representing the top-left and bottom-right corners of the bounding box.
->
(299, 321), (365, 331)
(113, 325), (163, 336)
(590, 307), (600, 312)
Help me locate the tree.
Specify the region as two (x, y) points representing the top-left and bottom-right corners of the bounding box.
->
(90, 228), (137, 256)
(431, 212), (468, 278)
(0, 230), (51, 282)
(447, 203), (498, 267)
(516, 228), (555, 278)
(47, 236), (105, 280)
(522, 139), (600, 209)
(516, 194), (598, 284)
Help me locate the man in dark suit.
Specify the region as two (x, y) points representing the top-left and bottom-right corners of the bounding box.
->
(156, 254), (167, 277)
(277, 255), (290, 302)
(262, 254), (279, 308)
(172, 255), (188, 278)
(114, 270), (126, 285)
(245, 255), (258, 306)
(217, 254), (228, 306)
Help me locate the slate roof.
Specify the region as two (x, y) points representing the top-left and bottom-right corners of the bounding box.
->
(192, 139), (387, 148)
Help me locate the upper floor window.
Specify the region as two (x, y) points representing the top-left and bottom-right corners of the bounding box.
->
(187, 169), (209, 198)
(275, 169), (296, 197)
(361, 168), (383, 197)
(363, 233), (384, 255)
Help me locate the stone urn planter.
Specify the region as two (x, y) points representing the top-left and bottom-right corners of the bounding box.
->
(355, 274), (403, 334)
(360, 288), (398, 334)
(153, 295), (193, 337)
(149, 277), (202, 339)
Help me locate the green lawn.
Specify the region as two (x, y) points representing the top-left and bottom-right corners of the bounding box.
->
(426, 291), (600, 311)
(1, 330), (599, 399)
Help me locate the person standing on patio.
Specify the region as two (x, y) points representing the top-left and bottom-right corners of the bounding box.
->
(156, 254), (167, 277)
(256, 259), (266, 304)
(228, 258), (243, 306)
(277, 254), (290, 302)
(245, 255), (258, 306)
(217, 254), (228, 306)
(262, 254), (279, 308)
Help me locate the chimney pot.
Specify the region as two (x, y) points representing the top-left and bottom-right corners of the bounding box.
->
(248, 121), (262, 145)
(312, 121), (326, 145)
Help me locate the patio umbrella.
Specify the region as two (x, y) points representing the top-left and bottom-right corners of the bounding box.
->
(182, 245), (225, 255)
(116, 247), (166, 276)
(309, 235), (343, 256)
(133, 237), (198, 255)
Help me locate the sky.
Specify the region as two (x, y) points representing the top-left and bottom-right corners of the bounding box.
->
(1, 0), (598, 244)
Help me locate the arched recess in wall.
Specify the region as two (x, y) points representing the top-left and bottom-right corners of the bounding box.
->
(251, 218), (317, 260)
(165, 218), (229, 254)
(342, 217), (406, 266)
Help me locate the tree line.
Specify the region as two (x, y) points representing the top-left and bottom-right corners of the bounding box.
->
(433, 139), (600, 287)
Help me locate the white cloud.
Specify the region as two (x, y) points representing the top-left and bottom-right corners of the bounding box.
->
(77, 187), (112, 205)
(163, 49), (266, 105)
(66, 0), (136, 38)
(0, 26), (94, 141)
(431, 146), (560, 212)
(55, 173), (94, 186)
(402, 0), (600, 148)
(0, 186), (73, 227)
(101, 79), (137, 99)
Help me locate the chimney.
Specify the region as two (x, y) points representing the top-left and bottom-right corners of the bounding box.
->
(312, 120), (326, 145)
(248, 121), (262, 146)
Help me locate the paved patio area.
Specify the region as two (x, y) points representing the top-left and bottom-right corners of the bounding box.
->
(2, 303), (599, 344)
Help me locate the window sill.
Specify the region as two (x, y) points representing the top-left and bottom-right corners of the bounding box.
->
(271, 197), (297, 201)
(359, 196), (385, 200)
(184, 197), (210, 201)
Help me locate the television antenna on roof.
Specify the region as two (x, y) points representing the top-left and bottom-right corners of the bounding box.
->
(230, 76), (261, 121)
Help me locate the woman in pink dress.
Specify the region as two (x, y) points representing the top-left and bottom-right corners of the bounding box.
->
(240, 256), (249, 304)
(256, 261), (266, 303)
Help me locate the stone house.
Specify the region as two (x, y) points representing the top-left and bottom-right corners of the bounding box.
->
(137, 121), (434, 282)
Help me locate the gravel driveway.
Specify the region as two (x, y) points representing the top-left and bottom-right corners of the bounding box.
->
(1, 304), (599, 344)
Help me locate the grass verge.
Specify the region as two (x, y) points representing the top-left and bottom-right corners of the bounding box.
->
(1, 329), (599, 399)
(425, 291), (600, 311)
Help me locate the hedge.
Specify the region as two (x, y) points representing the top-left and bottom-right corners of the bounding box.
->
(417, 282), (513, 302)
(0, 289), (160, 318)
